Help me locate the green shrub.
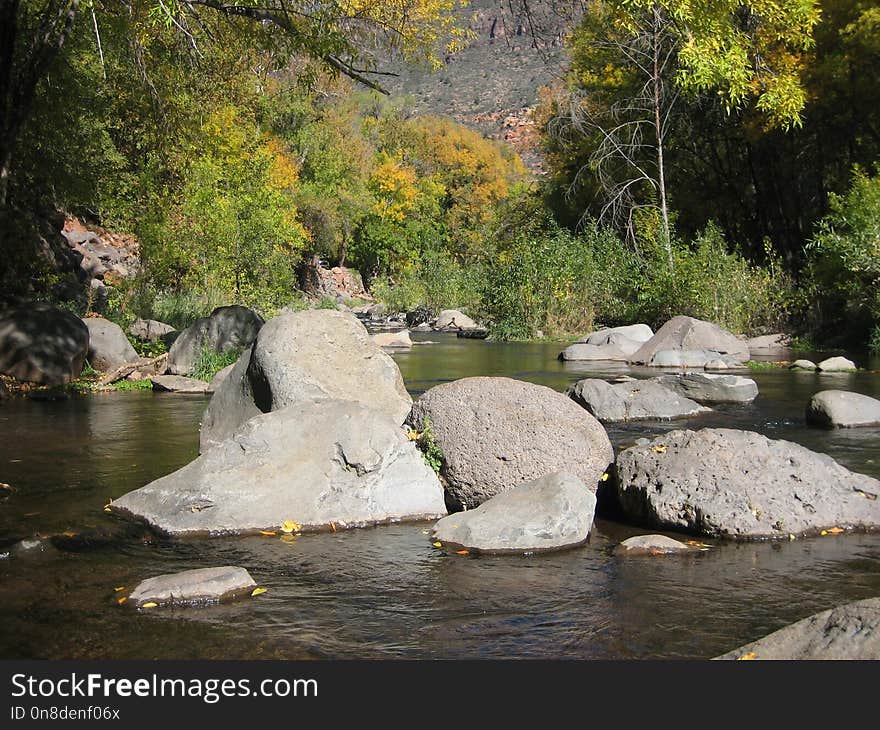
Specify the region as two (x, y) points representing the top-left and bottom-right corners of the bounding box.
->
(189, 347), (242, 382)
(111, 379), (153, 391)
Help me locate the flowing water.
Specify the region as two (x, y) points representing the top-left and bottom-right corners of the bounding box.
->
(1, 333), (879, 659)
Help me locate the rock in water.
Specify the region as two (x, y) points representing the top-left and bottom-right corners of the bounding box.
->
(408, 376), (613, 510)
(615, 428), (880, 540)
(566, 378), (709, 422)
(372, 331), (413, 348)
(434, 309), (478, 331)
(558, 343), (628, 362)
(200, 310), (412, 452)
(127, 566), (256, 608)
(578, 324), (654, 346)
(431, 472), (596, 553)
(714, 597), (880, 660)
(806, 390), (880, 428)
(82, 317), (138, 372)
(112, 399), (446, 536)
(816, 356), (857, 372)
(628, 315), (749, 366)
(167, 305), (263, 375)
(790, 359), (817, 371)
(0, 304), (89, 385)
(651, 373), (758, 404)
(615, 534), (695, 555)
(150, 375), (210, 394)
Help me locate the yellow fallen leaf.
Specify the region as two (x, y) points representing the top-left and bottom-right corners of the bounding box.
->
(789, 534), (796, 541)
(455, 550), (469, 555)
(281, 520), (301, 534)
(827, 527), (844, 534)
(116, 596), (127, 605)
(737, 652), (757, 660)
(820, 530), (828, 536)
(140, 602), (157, 609)
(600, 472), (610, 482)
(259, 530), (276, 536)
(407, 429), (420, 441)
(432, 542), (442, 548)
(113, 586), (126, 592)
(652, 445), (668, 454)
(251, 587), (268, 597)
(329, 522), (337, 533)
(62, 531), (77, 538)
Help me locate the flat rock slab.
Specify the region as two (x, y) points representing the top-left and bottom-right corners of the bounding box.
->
(408, 377), (613, 510)
(715, 597), (880, 659)
(648, 349), (742, 369)
(652, 373), (758, 404)
(431, 472), (596, 554)
(112, 399), (446, 536)
(566, 378), (709, 423)
(615, 428), (880, 540)
(127, 566), (256, 608)
(806, 390), (880, 428)
(150, 375), (209, 393)
(615, 534), (695, 555)
(372, 331), (413, 348)
(559, 343), (628, 362)
(629, 316), (749, 366)
(817, 356), (857, 372)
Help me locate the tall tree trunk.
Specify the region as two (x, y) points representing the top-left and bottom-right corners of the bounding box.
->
(652, 3), (672, 268)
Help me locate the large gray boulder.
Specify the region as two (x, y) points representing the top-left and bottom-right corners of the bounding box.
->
(167, 305), (263, 375)
(806, 390), (880, 428)
(615, 428), (880, 540)
(431, 472), (596, 553)
(127, 566), (256, 608)
(629, 316), (749, 366)
(578, 324), (654, 346)
(434, 309), (478, 331)
(648, 349), (744, 368)
(566, 378), (708, 423)
(408, 376), (613, 510)
(559, 343), (628, 362)
(112, 399), (446, 536)
(82, 317), (138, 372)
(199, 310), (412, 452)
(0, 304), (89, 385)
(715, 598), (880, 660)
(651, 373), (759, 404)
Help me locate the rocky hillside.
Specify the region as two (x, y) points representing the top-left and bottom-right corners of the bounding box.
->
(383, 0), (578, 169)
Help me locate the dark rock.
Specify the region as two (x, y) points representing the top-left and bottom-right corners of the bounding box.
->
(629, 315), (749, 366)
(431, 472), (596, 553)
(167, 305), (263, 376)
(408, 376), (613, 510)
(566, 378), (709, 423)
(651, 373), (758, 404)
(406, 307), (432, 327)
(82, 317), (138, 372)
(714, 597), (880, 659)
(207, 364), (235, 393)
(112, 399), (446, 536)
(127, 566), (256, 608)
(0, 304), (89, 385)
(456, 328), (489, 339)
(200, 310), (412, 452)
(806, 390), (880, 428)
(615, 428), (880, 540)
(150, 375), (209, 394)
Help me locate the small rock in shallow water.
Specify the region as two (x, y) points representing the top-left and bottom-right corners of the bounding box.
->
(806, 390), (880, 428)
(789, 359), (817, 371)
(615, 534), (695, 555)
(127, 566), (256, 608)
(817, 356), (857, 372)
(150, 375), (210, 393)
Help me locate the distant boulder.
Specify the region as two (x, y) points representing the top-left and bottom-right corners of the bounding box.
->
(816, 356), (857, 372)
(629, 316), (749, 366)
(128, 318), (175, 342)
(434, 309), (478, 331)
(0, 304), (89, 385)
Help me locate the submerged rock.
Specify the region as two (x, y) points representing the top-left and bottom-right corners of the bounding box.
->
(408, 376), (613, 510)
(0, 304), (89, 385)
(715, 597), (880, 660)
(651, 373), (758, 404)
(127, 566), (256, 608)
(629, 316), (749, 366)
(566, 378), (709, 423)
(200, 310), (412, 452)
(615, 428), (880, 540)
(167, 305), (263, 376)
(112, 399), (446, 536)
(790, 359), (817, 371)
(615, 534), (695, 555)
(806, 390), (880, 428)
(431, 472), (596, 554)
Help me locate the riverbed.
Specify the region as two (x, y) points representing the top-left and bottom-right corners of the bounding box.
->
(1, 334), (878, 659)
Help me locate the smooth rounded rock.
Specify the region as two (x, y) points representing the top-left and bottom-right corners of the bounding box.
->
(431, 472), (596, 554)
(615, 534), (695, 555)
(578, 324), (654, 346)
(817, 356), (857, 372)
(434, 309), (478, 331)
(373, 331), (413, 348)
(83, 317), (138, 372)
(790, 359), (817, 371)
(806, 390), (880, 428)
(127, 566), (256, 608)
(128, 318), (176, 342)
(408, 377), (613, 510)
(558, 343), (628, 361)
(566, 378), (709, 423)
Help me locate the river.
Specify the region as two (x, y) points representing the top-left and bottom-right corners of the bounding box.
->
(1, 333), (878, 659)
